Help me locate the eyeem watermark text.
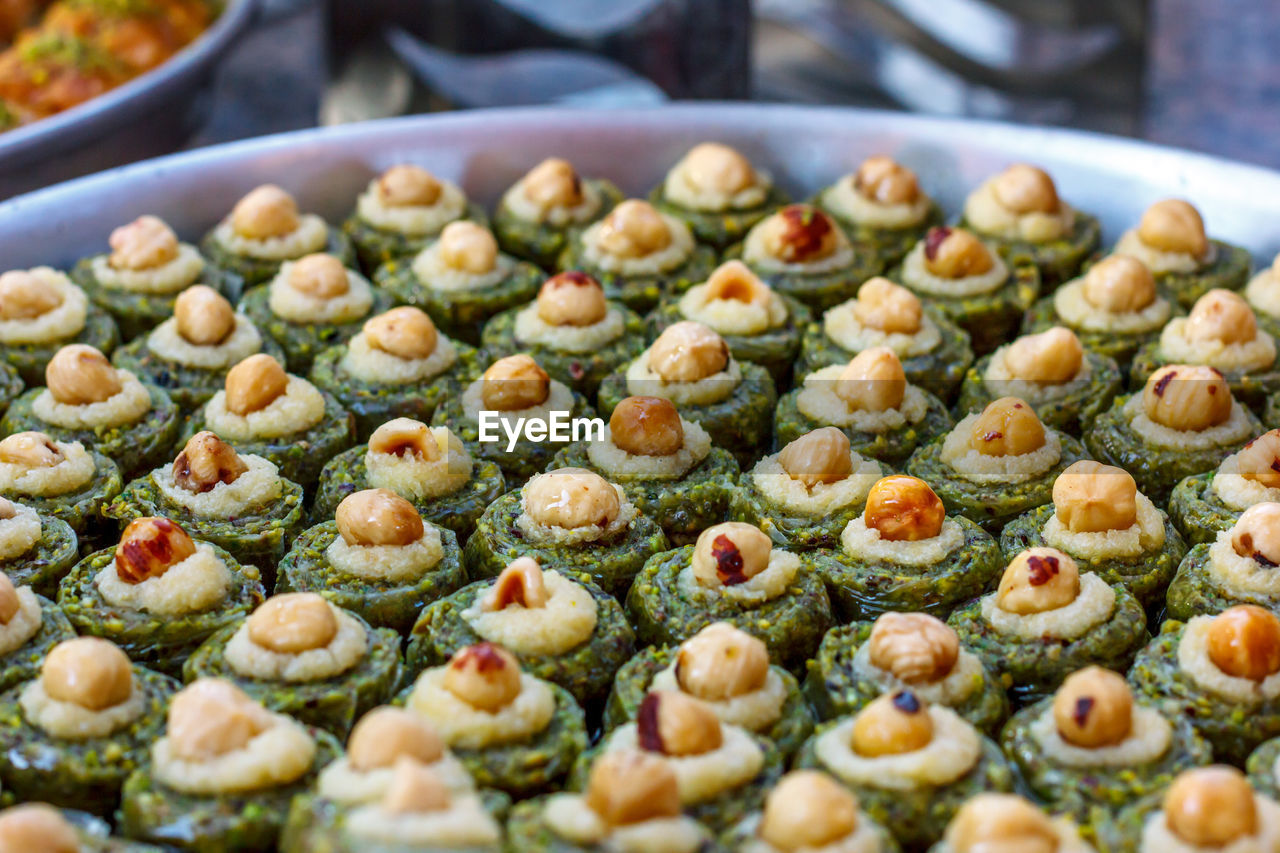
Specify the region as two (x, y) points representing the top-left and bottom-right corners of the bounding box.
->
(478, 410), (605, 452)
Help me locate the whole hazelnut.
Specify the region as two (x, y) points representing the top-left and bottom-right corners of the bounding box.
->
(167, 678), (274, 761)
(247, 593), (339, 654)
(230, 185), (300, 240)
(1141, 364), (1232, 432)
(996, 547), (1081, 615)
(758, 205), (840, 264)
(521, 158), (585, 210)
(1163, 766), (1257, 847)
(45, 344), (122, 405)
(1004, 327), (1084, 383)
(1238, 430), (1280, 489)
(287, 253), (349, 299)
(944, 794), (1059, 853)
(609, 396), (685, 457)
(863, 475), (946, 542)
(991, 164), (1060, 214)
(759, 772), (859, 851)
(367, 418), (443, 461)
(1082, 255), (1158, 313)
(481, 556), (550, 612)
(1231, 502), (1280, 566)
(596, 199), (672, 258)
(442, 643), (522, 712)
(1186, 289), (1258, 345)
(1052, 460), (1139, 533)
(1137, 199), (1209, 258)
(675, 621), (769, 702)
(348, 707), (444, 772)
(0, 269), (62, 320)
(480, 354), (550, 411)
(691, 522), (773, 588)
(834, 347), (907, 412)
(922, 227), (994, 279)
(0, 574), (17, 624)
(854, 155), (920, 205)
(1208, 605), (1280, 681)
(174, 285), (236, 346)
(703, 260), (772, 306)
(438, 221), (498, 274)
(680, 142), (757, 196)
(536, 271), (608, 327)
(108, 215), (180, 270)
(172, 431), (248, 494)
(866, 612), (960, 683)
(1052, 666), (1133, 748)
(0, 431), (63, 467)
(224, 353), (290, 415)
(41, 637), (133, 711)
(851, 277), (922, 335)
(115, 517), (197, 584)
(0, 804), (80, 853)
(382, 758), (451, 815)
(851, 690), (933, 757)
(0, 498), (12, 524)
(376, 164), (442, 207)
(647, 321), (729, 382)
(523, 468), (620, 530)
(584, 749), (682, 826)
(363, 306), (439, 359)
(968, 396), (1046, 457)
(636, 690), (723, 757)
(777, 427), (853, 489)
(336, 488), (425, 547)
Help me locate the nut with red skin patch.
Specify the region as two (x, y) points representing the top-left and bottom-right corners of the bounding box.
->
(1052, 460), (1139, 533)
(863, 475), (946, 542)
(1141, 364), (1232, 432)
(442, 643), (522, 712)
(336, 488), (424, 547)
(1163, 766), (1258, 847)
(536, 271), (608, 327)
(114, 517), (197, 583)
(1051, 666), (1132, 748)
(0, 431), (63, 467)
(171, 431), (248, 494)
(609, 396), (685, 457)
(0, 270), (62, 320)
(230, 185), (300, 240)
(1231, 503), (1280, 567)
(1081, 255), (1158, 313)
(777, 427), (853, 489)
(757, 205), (840, 263)
(1238, 430), (1280, 489)
(967, 396), (1046, 457)
(1137, 199), (1209, 258)
(866, 612), (959, 684)
(636, 690), (723, 757)
(584, 749), (682, 826)
(854, 155), (920, 205)
(376, 164), (442, 207)
(481, 557), (549, 612)
(46, 344), (122, 405)
(921, 227), (994, 279)
(996, 547), (1080, 615)
(691, 522), (772, 588)
(850, 689), (932, 757)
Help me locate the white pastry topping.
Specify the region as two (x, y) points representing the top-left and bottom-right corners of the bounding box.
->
(152, 711), (315, 794)
(676, 550), (802, 606)
(95, 542), (232, 617)
(513, 303), (626, 353)
(749, 449), (882, 518)
(345, 792), (503, 847)
(326, 522), (444, 584)
(651, 662), (786, 732)
(0, 440), (95, 497)
(146, 314), (264, 370)
(152, 453), (282, 519)
(204, 375), (326, 440)
(544, 794), (707, 853)
(0, 269), (87, 345)
(624, 349), (741, 407)
(677, 281), (788, 337)
(213, 214), (328, 261)
(356, 176), (468, 236)
(823, 299), (942, 358)
(1115, 228), (1213, 275)
(461, 570), (598, 657)
(795, 365), (930, 433)
(982, 343), (1093, 404)
(1207, 532), (1280, 598)
(365, 427), (472, 501)
(603, 722), (765, 804)
(1246, 267), (1280, 320)
(502, 175), (603, 228)
(586, 418), (712, 482)
(0, 587), (41, 656)
(1053, 277), (1172, 334)
(663, 162), (770, 213)
(340, 330), (457, 384)
(225, 604), (367, 682)
(461, 375), (576, 429)
(406, 667), (556, 750)
(851, 644), (985, 708)
(20, 672), (144, 740)
(267, 262), (373, 325)
(1179, 615), (1280, 704)
(31, 370), (151, 430)
(979, 572), (1115, 641)
(1031, 703), (1171, 768)
(939, 412), (1062, 484)
(840, 516), (966, 567)
(963, 178), (1075, 243)
(1158, 317), (1277, 372)
(580, 214), (695, 276)
(814, 708), (981, 791)
(1043, 491), (1166, 560)
(900, 240), (1009, 298)
(0, 502), (41, 561)
(317, 752), (474, 805)
(91, 243), (205, 295)
(822, 175), (932, 230)
(515, 482), (637, 546)
(1140, 794), (1280, 853)
(1124, 394), (1255, 451)
(1214, 451), (1280, 512)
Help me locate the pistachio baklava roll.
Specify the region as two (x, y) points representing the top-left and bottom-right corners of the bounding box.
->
(493, 157), (623, 268)
(0, 493), (78, 596)
(1170, 428), (1280, 546)
(0, 266), (118, 386)
(723, 769), (901, 853)
(0, 568), (75, 693)
(814, 154), (942, 269)
(0, 430), (122, 539)
(935, 793), (1095, 853)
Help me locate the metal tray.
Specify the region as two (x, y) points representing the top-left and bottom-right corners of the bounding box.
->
(0, 103), (1277, 268)
(0, 0), (257, 200)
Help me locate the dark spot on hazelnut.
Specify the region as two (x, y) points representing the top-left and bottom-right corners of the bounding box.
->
(1209, 385), (1217, 395)
(1072, 696), (1094, 728)
(924, 227), (951, 261)
(778, 206), (833, 261)
(458, 643), (508, 673)
(892, 690), (921, 714)
(637, 693), (664, 753)
(1270, 460), (1280, 473)
(1027, 555), (1060, 586)
(1153, 371), (1175, 397)
(549, 270), (596, 289)
(981, 431), (1003, 442)
(711, 534), (748, 586)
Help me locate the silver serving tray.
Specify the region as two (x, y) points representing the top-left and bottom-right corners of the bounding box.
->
(0, 103), (1277, 268)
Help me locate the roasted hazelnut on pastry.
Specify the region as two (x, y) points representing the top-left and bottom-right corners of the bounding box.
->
(992, 164), (1061, 215)
(1207, 605), (1280, 682)
(778, 427), (853, 489)
(115, 517), (197, 584)
(757, 205), (841, 263)
(852, 277), (922, 335)
(522, 158), (585, 211)
(0, 498), (12, 524)
(382, 758), (451, 815)
(41, 637), (133, 711)
(1004, 327), (1084, 383)
(1186, 289), (1258, 345)
(368, 417), (441, 460)
(647, 321), (729, 382)
(377, 164), (442, 207)
(1052, 666), (1132, 748)
(1137, 199), (1209, 258)
(675, 622), (769, 702)
(637, 690), (723, 756)
(172, 431), (248, 494)
(364, 306), (439, 359)
(854, 155), (920, 205)
(1052, 460), (1139, 533)
(851, 689), (933, 757)
(248, 593), (338, 654)
(348, 706), (445, 772)
(863, 475), (945, 542)
(0, 269), (61, 320)
(336, 488), (425, 548)
(524, 468), (620, 530)
(1231, 503), (1280, 566)
(0, 804), (81, 853)
(997, 547), (1080, 615)
(596, 200), (672, 258)
(585, 748), (682, 826)
(109, 214), (180, 271)
(536, 271), (608, 327)
(482, 556), (550, 612)
(0, 431), (63, 467)
(174, 285), (236, 346)
(968, 397), (1046, 457)
(1238, 431), (1280, 489)
(867, 612), (960, 683)
(438, 221), (499, 274)
(834, 347), (907, 412)
(1141, 364), (1232, 432)
(231, 185), (301, 241)
(760, 771), (860, 851)
(442, 643), (522, 712)
(692, 521), (772, 587)
(610, 396), (685, 457)
(288, 253), (349, 298)
(0, 575), (17, 624)
(923, 227), (994, 279)
(45, 344), (122, 405)
(224, 353), (289, 415)
(703, 260), (772, 307)
(167, 678), (275, 761)
(945, 793), (1060, 853)
(680, 142), (758, 197)
(1082, 255), (1158, 313)
(1163, 766), (1258, 847)
(480, 354), (550, 411)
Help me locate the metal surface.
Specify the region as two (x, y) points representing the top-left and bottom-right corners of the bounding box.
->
(0, 102), (1277, 268)
(0, 0), (258, 199)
